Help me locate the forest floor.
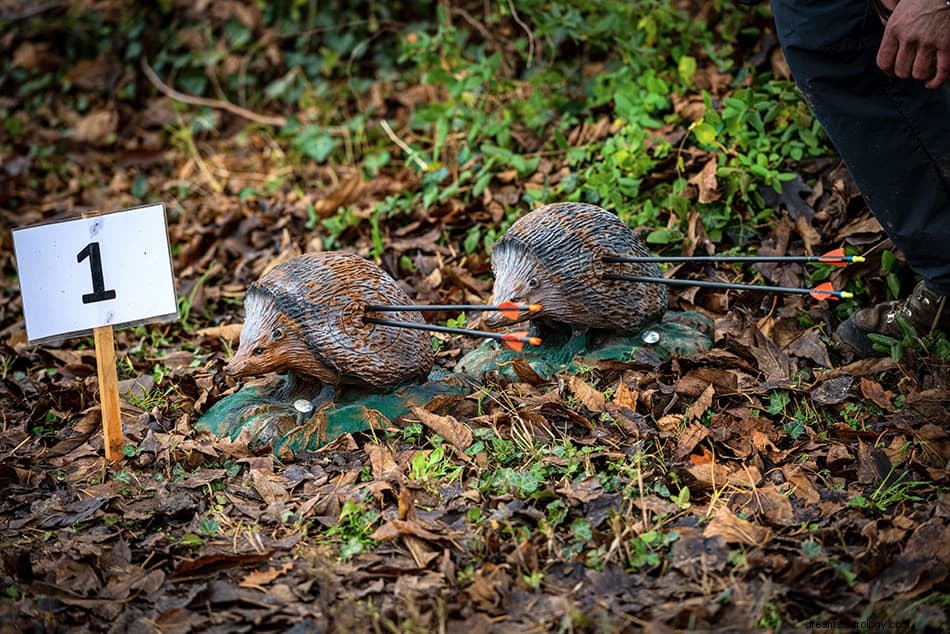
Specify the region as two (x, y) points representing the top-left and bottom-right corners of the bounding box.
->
(0, 1), (948, 632)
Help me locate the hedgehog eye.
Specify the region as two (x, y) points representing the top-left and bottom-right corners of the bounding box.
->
(527, 278), (539, 289)
(253, 347), (264, 356)
(272, 328), (283, 340)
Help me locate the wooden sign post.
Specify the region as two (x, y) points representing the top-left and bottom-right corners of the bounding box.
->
(12, 203), (178, 463)
(94, 324), (124, 461)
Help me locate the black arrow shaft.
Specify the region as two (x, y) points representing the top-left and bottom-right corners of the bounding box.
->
(363, 317), (518, 342)
(602, 255), (852, 264)
(603, 274), (839, 297)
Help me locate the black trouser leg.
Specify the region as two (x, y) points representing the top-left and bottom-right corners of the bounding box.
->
(770, 0), (950, 295)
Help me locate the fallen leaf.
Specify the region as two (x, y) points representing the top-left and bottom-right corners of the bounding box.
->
(250, 469), (289, 504)
(786, 328), (831, 368)
(703, 505), (770, 546)
(556, 476), (604, 504)
(239, 562), (293, 588)
(685, 383), (714, 422)
(750, 331), (791, 382)
(612, 381), (639, 410)
(688, 158), (720, 204)
(366, 443), (402, 481)
(686, 461), (733, 488)
(811, 375), (854, 406)
(565, 375), (606, 413)
(409, 405), (473, 451)
(860, 377), (894, 412)
(73, 109), (118, 144)
(197, 323), (244, 342)
(676, 423), (709, 459)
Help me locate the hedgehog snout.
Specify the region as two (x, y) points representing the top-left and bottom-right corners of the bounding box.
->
(225, 345), (258, 377)
(484, 283), (532, 328)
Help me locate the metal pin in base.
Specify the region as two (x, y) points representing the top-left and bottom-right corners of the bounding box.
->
(294, 399), (315, 425)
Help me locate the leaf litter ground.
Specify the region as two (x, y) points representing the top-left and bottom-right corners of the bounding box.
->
(1, 2), (948, 632)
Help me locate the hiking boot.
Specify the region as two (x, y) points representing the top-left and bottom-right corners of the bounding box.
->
(836, 280), (949, 357)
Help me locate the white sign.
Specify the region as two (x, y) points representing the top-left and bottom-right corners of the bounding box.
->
(13, 203), (178, 343)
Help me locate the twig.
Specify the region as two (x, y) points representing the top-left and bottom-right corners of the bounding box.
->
(506, 0), (538, 67)
(1, 0), (62, 21)
(379, 120), (429, 171)
(140, 58), (286, 128)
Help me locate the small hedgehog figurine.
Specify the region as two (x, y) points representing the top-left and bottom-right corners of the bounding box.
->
(226, 252), (435, 406)
(484, 202), (667, 335)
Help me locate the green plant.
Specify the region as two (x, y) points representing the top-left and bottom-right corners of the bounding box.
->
(867, 314), (918, 362)
(325, 501), (380, 560)
(409, 444), (463, 483)
(626, 529), (679, 570)
(848, 468), (927, 514)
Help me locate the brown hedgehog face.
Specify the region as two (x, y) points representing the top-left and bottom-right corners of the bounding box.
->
(226, 288), (296, 377)
(484, 242), (552, 328)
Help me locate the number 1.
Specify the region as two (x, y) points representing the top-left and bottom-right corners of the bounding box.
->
(77, 242), (117, 304)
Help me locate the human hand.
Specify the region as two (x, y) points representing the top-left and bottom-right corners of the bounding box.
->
(876, 0), (950, 89)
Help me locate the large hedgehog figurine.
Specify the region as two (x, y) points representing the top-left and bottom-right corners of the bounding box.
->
(484, 202), (667, 334)
(226, 252), (435, 405)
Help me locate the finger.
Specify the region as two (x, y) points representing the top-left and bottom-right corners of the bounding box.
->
(893, 40), (916, 79)
(877, 31), (899, 74)
(911, 46), (935, 82)
(926, 51), (950, 89)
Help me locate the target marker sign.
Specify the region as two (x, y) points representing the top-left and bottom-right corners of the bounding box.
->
(12, 203), (178, 461)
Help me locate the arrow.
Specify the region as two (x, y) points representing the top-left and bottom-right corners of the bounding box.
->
(603, 274), (853, 301)
(365, 301), (541, 321)
(363, 317), (542, 351)
(602, 248), (865, 269)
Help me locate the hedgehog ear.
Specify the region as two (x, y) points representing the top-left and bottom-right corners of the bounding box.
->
(527, 277), (539, 289)
(272, 327), (283, 340)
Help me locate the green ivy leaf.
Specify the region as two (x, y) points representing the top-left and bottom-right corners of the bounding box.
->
(692, 122), (717, 145)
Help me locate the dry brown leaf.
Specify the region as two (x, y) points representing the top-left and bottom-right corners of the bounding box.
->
(755, 485), (795, 525)
(686, 460), (733, 488)
(556, 477), (604, 504)
(676, 423), (709, 459)
(73, 109), (118, 144)
(786, 328), (831, 368)
(860, 377), (895, 412)
(612, 381), (639, 411)
(197, 323), (244, 342)
(566, 375), (606, 413)
(12, 41), (47, 70)
(409, 406), (473, 452)
(794, 215), (821, 254)
(690, 446), (714, 465)
(656, 413), (684, 433)
(250, 469), (289, 504)
(704, 505), (770, 545)
(511, 357), (546, 385)
(239, 562), (293, 588)
(685, 383), (714, 422)
(366, 443), (402, 481)
(688, 158), (720, 204)
(837, 214), (884, 238)
(815, 357), (897, 379)
(780, 465), (820, 505)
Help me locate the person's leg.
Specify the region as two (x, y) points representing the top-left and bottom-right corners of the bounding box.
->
(771, 0), (950, 290)
(770, 0), (950, 351)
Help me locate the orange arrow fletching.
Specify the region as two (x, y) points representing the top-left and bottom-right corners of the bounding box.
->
(818, 248), (848, 267)
(501, 331), (543, 351)
(502, 337), (524, 352)
(810, 282), (840, 301)
(497, 301), (523, 320)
